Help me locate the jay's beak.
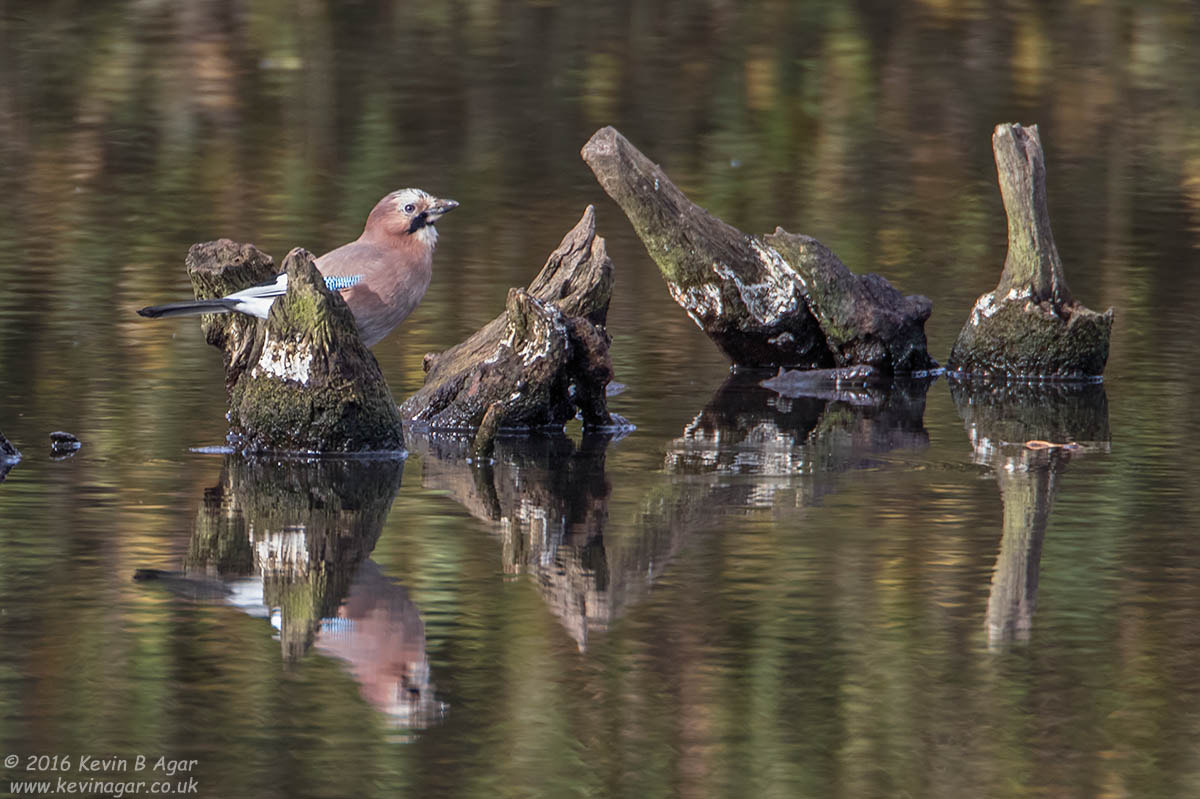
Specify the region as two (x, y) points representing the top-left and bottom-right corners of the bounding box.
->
(427, 198), (459, 221)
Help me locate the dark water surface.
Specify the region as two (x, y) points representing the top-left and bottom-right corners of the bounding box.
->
(3, 2), (1200, 798)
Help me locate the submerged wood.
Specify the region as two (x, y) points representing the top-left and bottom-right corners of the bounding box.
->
(186, 240), (404, 453)
(400, 206), (616, 457)
(948, 123), (1113, 378)
(581, 126), (936, 374)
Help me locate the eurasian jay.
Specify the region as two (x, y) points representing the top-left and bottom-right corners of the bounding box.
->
(138, 188), (458, 347)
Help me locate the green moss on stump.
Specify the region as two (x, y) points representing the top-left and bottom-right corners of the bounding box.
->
(220, 247), (403, 453)
(948, 295), (1112, 379)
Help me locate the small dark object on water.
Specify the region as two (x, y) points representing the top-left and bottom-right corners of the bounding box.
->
(1, 430), (19, 461)
(49, 431), (81, 459)
(0, 430), (19, 482)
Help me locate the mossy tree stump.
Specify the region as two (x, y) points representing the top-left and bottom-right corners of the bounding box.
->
(400, 206), (616, 457)
(186, 240), (404, 453)
(581, 126), (936, 374)
(948, 123), (1113, 378)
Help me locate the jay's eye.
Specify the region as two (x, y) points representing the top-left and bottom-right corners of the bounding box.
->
(403, 204), (415, 214)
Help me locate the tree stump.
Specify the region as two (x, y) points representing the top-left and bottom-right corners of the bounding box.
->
(948, 124), (1113, 378)
(581, 126), (936, 374)
(186, 241), (404, 453)
(399, 206), (617, 457)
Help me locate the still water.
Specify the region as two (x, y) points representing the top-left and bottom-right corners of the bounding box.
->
(2, 2), (1200, 797)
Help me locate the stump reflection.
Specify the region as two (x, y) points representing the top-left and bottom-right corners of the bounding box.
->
(951, 379), (1111, 649)
(139, 455), (444, 728)
(409, 432), (628, 651)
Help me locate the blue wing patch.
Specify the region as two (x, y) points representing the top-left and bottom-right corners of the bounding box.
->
(324, 274), (365, 292)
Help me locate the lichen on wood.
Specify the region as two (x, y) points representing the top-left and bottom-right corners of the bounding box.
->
(186, 242), (404, 453)
(947, 123), (1113, 378)
(399, 206), (617, 457)
(581, 126), (936, 374)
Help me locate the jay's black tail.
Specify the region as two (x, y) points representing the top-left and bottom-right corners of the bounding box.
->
(137, 299), (235, 319)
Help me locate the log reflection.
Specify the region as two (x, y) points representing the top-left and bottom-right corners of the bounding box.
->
(951, 379), (1111, 649)
(666, 372), (932, 489)
(408, 432), (630, 651)
(136, 455), (444, 728)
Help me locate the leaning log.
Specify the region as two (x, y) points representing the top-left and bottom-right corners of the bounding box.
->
(947, 124), (1113, 378)
(186, 241), (404, 453)
(400, 206), (616, 457)
(581, 126), (936, 374)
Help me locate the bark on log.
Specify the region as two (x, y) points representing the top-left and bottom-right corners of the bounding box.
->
(187, 241), (404, 453)
(399, 206), (616, 457)
(581, 126), (936, 374)
(186, 239), (277, 391)
(948, 123), (1113, 378)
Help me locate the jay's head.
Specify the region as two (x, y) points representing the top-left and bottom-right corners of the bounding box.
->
(364, 188), (459, 249)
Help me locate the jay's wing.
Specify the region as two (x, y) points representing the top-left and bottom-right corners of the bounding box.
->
(221, 272), (365, 318)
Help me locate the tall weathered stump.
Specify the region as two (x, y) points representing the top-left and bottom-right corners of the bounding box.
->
(582, 126), (936, 374)
(948, 123), (1113, 378)
(186, 240), (404, 453)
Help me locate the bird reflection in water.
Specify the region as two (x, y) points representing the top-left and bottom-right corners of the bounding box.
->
(308, 561), (440, 726)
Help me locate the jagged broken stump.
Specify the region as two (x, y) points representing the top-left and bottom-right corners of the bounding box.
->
(948, 123), (1113, 378)
(582, 126), (936, 374)
(400, 206), (616, 456)
(186, 240), (403, 452)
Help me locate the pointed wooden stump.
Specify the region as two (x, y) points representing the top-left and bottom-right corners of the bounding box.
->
(581, 126), (936, 374)
(948, 124), (1113, 378)
(400, 206), (617, 457)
